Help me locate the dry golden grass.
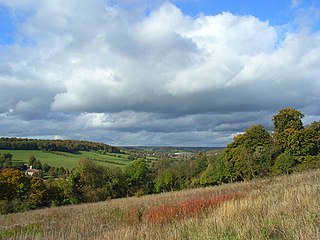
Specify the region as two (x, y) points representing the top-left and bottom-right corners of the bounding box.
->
(1, 169), (319, 240)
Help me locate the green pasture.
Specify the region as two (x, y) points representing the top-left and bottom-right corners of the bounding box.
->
(0, 150), (131, 169)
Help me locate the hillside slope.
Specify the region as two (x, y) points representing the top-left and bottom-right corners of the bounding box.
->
(1, 169), (319, 240)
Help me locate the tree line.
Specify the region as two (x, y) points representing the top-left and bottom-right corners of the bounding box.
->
(0, 138), (121, 153)
(0, 108), (319, 214)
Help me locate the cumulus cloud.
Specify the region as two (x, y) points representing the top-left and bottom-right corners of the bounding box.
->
(0, 0), (319, 146)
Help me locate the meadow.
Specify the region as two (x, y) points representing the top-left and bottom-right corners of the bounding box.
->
(0, 150), (131, 169)
(0, 169), (319, 240)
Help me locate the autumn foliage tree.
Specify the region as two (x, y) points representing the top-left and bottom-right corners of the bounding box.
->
(0, 168), (50, 213)
(272, 108), (304, 133)
(0, 168), (30, 200)
(272, 108), (304, 154)
(28, 177), (48, 208)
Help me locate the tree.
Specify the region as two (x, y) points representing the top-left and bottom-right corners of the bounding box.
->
(272, 108), (305, 155)
(272, 153), (297, 175)
(45, 179), (66, 206)
(190, 152), (208, 175)
(124, 158), (150, 195)
(69, 159), (105, 202)
(281, 128), (303, 156)
(28, 156), (43, 170)
(154, 170), (175, 192)
(222, 125), (273, 181)
(29, 155), (36, 166)
(48, 167), (58, 178)
(0, 168), (30, 200)
(57, 167), (67, 177)
(0, 153), (13, 168)
(28, 177), (47, 208)
(301, 121), (320, 155)
(152, 158), (173, 173)
(228, 125), (272, 151)
(33, 160), (42, 170)
(69, 159), (126, 202)
(272, 108), (304, 133)
(200, 156), (226, 185)
(42, 163), (51, 173)
(75, 159), (106, 188)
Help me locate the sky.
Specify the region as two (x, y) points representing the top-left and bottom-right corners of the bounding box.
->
(0, 0), (319, 147)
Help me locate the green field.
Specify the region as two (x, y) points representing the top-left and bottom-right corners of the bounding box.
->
(0, 150), (131, 169)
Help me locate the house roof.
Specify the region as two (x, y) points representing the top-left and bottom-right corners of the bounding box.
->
(26, 169), (39, 173)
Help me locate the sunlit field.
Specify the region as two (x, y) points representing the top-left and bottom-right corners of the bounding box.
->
(0, 150), (130, 169)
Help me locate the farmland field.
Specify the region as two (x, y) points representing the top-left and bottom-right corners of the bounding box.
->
(0, 150), (131, 169)
(0, 169), (319, 240)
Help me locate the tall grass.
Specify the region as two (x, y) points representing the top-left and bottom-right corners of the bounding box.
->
(1, 169), (319, 240)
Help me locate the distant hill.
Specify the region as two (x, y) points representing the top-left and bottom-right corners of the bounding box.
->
(0, 137), (121, 154)
(122, 146), (224, 153)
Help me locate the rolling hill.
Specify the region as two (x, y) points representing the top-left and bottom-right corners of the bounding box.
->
(0, 138), (131, 169)
(0, 149), (131, 169)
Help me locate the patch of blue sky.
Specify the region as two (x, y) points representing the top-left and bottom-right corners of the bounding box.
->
(0, 5), (34, 46)
(0, 5), (15, 45)
(173, 0), (320, 29)
(0, 0), (319, 47)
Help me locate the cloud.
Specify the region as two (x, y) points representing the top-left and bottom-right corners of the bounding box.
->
(0, 1), (319, 146)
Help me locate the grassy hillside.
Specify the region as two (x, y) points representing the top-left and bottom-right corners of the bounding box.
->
(1, 169), (319, 240)
(0, 150), (131, 169)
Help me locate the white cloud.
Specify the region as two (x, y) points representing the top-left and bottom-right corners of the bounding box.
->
(0, 1), (319, 145)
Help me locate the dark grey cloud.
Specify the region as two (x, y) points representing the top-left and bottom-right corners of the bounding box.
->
(0, 0), (319, 146)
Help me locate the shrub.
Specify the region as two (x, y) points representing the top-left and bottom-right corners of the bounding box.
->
(145, 192), (244, 224)
(272, 153), (297, 175)
(294, 155), (320, 172)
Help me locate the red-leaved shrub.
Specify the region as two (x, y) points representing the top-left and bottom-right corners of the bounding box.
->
(145, 192), (244, 224)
